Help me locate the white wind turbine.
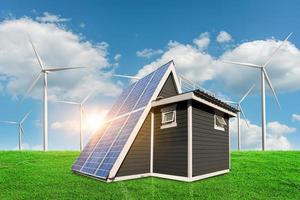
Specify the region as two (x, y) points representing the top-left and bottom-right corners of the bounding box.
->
(224, 85), (255, 151)
(23, 35), (87, 151)
(0, 111), (31, 151)
(222, 33), (292, 151)
(56, 92), (94, 151)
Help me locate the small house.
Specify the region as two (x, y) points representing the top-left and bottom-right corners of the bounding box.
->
(72, 61), (238, 182)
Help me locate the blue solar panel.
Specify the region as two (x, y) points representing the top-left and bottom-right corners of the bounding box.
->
(72, 61), (173, 180)
(72, 123), (109, 171)
(117, 71), (155, 115)
(80, 116), (127, 175)
(94, 110), (143, 178)
(105, 82), (137, 120)
(134, 62), (170, 109)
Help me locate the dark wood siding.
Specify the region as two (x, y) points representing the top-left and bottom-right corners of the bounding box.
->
(158, 74), (178, 98)
(153, 101), (188, 177)
(192, 101), (230, 177)
(116, 114), (151, 177)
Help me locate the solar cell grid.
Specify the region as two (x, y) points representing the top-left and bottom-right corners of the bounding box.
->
(134, 62), (170, 109)
(105, 82), (137, 120)
(72, 123), (109, 171)
(94, 110), (143, 178)
(117, 71), (154, 115)
(80, 116), (127, 174)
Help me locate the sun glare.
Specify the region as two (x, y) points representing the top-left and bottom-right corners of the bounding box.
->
(85, 113), (105, 132)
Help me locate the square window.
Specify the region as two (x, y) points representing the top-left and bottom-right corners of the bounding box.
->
(160, 105), (177, 129)
(214, 115), (227, 131)
(162, 111), (175, 124)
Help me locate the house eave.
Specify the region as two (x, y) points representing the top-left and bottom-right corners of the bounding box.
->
(151, 92), (237, 117)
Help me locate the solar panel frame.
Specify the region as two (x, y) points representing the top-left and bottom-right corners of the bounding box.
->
(107, 62), (175, 179)
(72, 61), (178, 181)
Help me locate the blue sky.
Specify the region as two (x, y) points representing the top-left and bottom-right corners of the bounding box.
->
(0, 0), (300, 150)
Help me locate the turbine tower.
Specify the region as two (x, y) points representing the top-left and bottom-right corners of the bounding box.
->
(56, 92), (94, 151)
(23, 35), (87, 151)
(0, 111), (31, 151)
(224, 85), (255, 151)
(222, 33), (292, 151)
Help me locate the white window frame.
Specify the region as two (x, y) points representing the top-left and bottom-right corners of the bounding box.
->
(161, 105), (177, 129)
(214, 115), (227, 131)
(162, 111), (175, 123)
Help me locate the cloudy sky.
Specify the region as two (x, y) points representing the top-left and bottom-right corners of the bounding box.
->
(0, 0), (300, 150)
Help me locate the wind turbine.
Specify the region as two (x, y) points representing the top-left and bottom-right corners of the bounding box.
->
(224, 85), (255, 151)
(23, 35), (87, 151)
(56, 92), (94, 151)
(0, 111), (31, 151)
(222, 33), (292, 151)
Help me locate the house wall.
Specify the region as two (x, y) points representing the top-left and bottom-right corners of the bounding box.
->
(158, 74), (178, 98)
(192, 101), (230, 177)
(116, 114), (151, 177)
(153, 101), (188, 177)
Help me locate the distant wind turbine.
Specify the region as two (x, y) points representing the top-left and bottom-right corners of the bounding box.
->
(56, 92), (94, 151)
(224, 84), (255, 151)
(23, 35), (88, 151)
(0, 111), (31, 151)
(222, 33), (292, 151)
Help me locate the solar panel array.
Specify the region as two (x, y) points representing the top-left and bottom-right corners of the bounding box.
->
(72, 61), (172, 179)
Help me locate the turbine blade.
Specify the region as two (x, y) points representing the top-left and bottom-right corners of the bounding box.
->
(263, 68), (281, 109)
(221, 60), (261, 69)
(0, 120), (17, 124)
(20, 110), (32, 124)
(239, 106), (249, 128)
(81, 91), (94, 104)
(263, 32), (293, 68)
(22, 72), (42, 102)
(20, 126), (25, 135)
(239, 84), (255, 103)
(27, 34), (44, 70)
(45, 66), (87, 72)
(112, 74), (141, 80)
(56, 100), (79, 105)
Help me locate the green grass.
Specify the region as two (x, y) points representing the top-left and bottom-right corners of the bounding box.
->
(0, 151), (300, 200)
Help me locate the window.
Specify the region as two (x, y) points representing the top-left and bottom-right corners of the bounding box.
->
(161, 105), (177, 129)
(214, 115), (227, 131)
(162, 111), (175, 124)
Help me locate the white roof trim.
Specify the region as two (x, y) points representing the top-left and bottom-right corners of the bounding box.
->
(109, 61), (180, 179)
(151, 92), (237, 117)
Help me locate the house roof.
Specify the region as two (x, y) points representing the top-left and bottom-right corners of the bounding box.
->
(193, 89), (239, 113)
(152, 90), (238, 117)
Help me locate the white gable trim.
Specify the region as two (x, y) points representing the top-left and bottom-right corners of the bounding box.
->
(108, 62), (180, 179)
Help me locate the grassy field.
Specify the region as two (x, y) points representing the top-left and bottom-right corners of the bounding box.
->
(0, 151), (300, 200)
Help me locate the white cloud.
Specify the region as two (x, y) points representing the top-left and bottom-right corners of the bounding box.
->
(193, 32), (210, 50)
(136, 32), (300, 95)
(217, 31), (232, 43)
(51, 120), (79, 132)
(136, 40), (215, 84)
(292, 114), (300, 122)
(219, 38), (300, 93)
(230, 118), (295, 150)
(136, 48), (163, 58)
(0, 17), (121, 101)
(114, 54), (122, 61)
(36, 12), (70, 23)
